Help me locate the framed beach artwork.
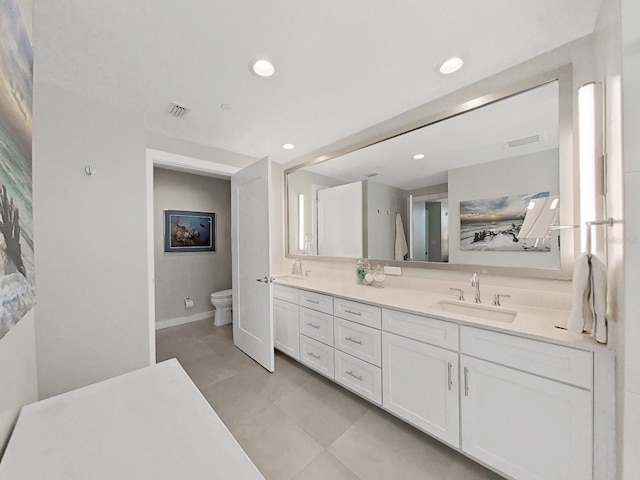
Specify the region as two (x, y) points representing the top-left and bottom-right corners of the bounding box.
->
(164, 210), (216, 253)
(459, 192), (550, 252)
(0, 0), (36, 340)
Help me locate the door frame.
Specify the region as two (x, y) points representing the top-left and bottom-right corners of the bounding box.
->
(145, 148), (241, 365)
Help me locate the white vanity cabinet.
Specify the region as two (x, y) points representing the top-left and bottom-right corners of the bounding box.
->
(272, 285), (608, 480)
(460, 326), (593, 480)
(273, 285), (299, 359)
(381, 309), (460, 447)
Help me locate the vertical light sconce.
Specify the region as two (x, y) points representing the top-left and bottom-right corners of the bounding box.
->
(578, 82), (604, 253)
(298, 194), (305, 251)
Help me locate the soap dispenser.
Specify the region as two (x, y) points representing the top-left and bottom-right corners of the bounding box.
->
(356, 258), (367, 284)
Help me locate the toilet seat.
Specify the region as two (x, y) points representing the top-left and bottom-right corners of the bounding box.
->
(211, 289), (232, 299)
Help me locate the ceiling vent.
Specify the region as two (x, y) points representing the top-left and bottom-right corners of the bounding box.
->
(167, 102), (192, 119)
(503, 132), (546, 149)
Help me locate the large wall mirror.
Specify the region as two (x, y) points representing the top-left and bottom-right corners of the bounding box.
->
(285, 67), (576, 279)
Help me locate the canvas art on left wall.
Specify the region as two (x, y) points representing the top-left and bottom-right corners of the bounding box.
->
(0, 0), (35, 340)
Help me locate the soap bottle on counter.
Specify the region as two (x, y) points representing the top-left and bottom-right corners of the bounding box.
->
(356, 258), (367, 284)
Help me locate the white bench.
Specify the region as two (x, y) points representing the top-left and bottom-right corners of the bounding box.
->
(0, 359), (264, 480)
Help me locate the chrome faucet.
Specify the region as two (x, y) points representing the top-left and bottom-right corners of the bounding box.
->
(471, 273), (481, 303)
(292, 259), (302, 276)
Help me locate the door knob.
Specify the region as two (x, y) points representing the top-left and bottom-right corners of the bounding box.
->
(256, 276), (269, 283)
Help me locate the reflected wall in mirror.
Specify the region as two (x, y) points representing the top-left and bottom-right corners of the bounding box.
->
(286, 75), (570, 274)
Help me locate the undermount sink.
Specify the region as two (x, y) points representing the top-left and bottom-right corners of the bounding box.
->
(432, 300), (517, 323)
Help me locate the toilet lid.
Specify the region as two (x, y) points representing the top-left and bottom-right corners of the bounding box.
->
(211, 289), (232, 298)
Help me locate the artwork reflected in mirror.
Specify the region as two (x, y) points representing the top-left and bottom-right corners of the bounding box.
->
(286, 78), (563, 271)
(460, 192), (550, 252)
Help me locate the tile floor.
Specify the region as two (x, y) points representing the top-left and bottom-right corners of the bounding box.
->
(156, 319), (504, 480)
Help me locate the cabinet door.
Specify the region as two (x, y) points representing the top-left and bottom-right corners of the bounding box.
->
(460, 355), (592, 480)
(382, 332), (459, 448)
(273, 299), (299, 359)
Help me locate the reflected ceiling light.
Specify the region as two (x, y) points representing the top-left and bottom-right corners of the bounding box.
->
(412, 153), (425, 160)
(282, 143), (295, 150)
(252, 59), (275, 77)
(439, 57), (464, 75)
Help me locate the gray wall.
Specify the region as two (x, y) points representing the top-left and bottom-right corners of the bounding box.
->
(32, 81), (151, 399)
(365, 180), (406, 260)
(448, 149), (560, 269)
(0, 0), (37, 452)
(154, 168), (231, 323)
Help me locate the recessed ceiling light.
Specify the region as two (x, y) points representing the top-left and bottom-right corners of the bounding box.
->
(252, 59), (275, 77)
(282, 143), (295, 150)
(412, 153), (425, 160)
(439, 57), (464, 75)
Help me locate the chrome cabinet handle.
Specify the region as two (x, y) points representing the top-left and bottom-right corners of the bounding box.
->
(306, 322), (320, 329)
(346, 370), (363, 381)
(464, 366), (469, 396)
(345, 336), (363, 345)
(344, 309), (362, 316)
(308, 352), (321, 360)
(447, 362), (453, 391)
(306, 299), (320, 304)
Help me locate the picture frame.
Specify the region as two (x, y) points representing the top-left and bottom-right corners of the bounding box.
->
(164, 210), (216, 253)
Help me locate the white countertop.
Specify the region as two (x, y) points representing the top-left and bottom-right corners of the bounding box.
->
(0, 359), (265, 480)
(273, 275), (612, 353)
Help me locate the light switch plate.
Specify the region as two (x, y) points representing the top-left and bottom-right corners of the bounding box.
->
(384, 266), (402, 276)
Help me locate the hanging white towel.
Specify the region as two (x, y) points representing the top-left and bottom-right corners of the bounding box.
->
(567, 253), (590, 333)
(394, 213), (409, 261)
(589, 254), (608, 344)
(566, 253), (608, 343)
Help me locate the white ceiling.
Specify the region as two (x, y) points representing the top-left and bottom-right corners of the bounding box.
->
(34, 0), (601, 164)
(306, 80), (559, 190)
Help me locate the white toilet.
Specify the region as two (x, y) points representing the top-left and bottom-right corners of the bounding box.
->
(210, 289), (233, 326)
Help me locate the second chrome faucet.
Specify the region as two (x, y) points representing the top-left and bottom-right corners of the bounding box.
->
(471, 273), (481, 303)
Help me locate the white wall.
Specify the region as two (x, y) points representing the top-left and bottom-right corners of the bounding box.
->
(448, 149), (560, 269)
(153, 168), (231, 326)
(147, 132), (254, 170)
(0, 0), (38, 455)
(620, 0), (640, 477)
(0, 310), (37, 454)
(32, 82), (150, 398)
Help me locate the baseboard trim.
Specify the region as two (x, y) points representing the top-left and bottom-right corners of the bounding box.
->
(156, 310), (215, 330)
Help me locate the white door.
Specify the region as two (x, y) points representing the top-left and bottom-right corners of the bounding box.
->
(231, 157), (274, 372)
(382, 332), (460, 448)
(317, 181), (363, 257)
(460, 355), (592, 480)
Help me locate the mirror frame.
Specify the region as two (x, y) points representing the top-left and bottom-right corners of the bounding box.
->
(284, 65), (576, 280)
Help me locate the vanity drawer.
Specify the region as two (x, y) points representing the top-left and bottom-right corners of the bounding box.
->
(299, 335), (334, 379)
(273, 284), (298, 303)
(334, 349), (382, 405)
(334, 317), (381, 367)
(299, 290), (333, 315)
(460, 326), (592, 389)
(334, 298), (382, 329)
(382, 308), (458, 351)
(299, 307), (334, 346)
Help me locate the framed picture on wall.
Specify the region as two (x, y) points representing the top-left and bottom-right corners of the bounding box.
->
(164, 210), (216, 252)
